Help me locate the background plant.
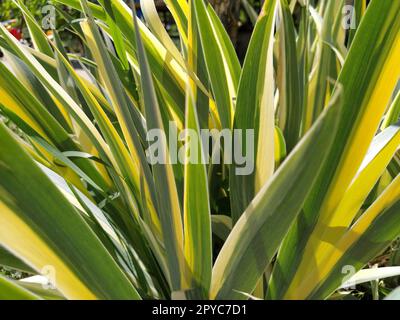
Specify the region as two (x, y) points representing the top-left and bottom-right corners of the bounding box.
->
(0, 0), (400, 300)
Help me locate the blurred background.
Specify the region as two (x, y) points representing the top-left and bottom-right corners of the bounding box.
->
(0, 0), (265, 59)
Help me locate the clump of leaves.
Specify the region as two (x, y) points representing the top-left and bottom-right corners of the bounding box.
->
(0, 0), (400, 300)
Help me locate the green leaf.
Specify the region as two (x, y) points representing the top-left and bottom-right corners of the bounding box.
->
(193, 0), (236, 129)
(308, 175), (400, 299)
(130, 0), (185, 291)
(181, 0), (212, 298)
(230, 0), (277, 222)
(0, 276), (40, 300)
(14, 0), (54, 57)
(269, 0), (400, 299)
(211, 91), (342, 299)
(0, 122), (140, 299)
(0, 246), (35, 274)
(381, 91), (400, 129)
(277, 0), (302, 151)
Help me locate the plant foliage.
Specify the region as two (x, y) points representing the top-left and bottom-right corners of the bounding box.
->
(0, 0), (400, 300)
